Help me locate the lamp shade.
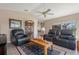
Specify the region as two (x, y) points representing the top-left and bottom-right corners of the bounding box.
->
(41, 27), (45, 32)
(25, 20), (34, 26)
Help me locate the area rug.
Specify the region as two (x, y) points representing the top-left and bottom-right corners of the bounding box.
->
(18, 44), (66, 55)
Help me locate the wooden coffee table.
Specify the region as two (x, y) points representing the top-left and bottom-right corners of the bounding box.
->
(28, 38), (53, 55)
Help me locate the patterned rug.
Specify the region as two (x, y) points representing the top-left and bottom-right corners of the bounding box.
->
(19, 44), (66, 55)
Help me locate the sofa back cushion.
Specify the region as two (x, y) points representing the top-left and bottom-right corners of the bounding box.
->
(60, 35), (75, 40)
(48, 29), (56, 34)
(61, 30), (72, 35)
(11, 29), (24, 36)
(52, 25), (61, 30)
(15, 31), (24, 36)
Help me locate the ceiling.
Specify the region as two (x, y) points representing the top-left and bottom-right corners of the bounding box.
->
(0, 3), (79, 21)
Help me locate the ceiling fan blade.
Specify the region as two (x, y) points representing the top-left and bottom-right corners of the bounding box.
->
(24, 10), (29, 11)
(44, 9), (51, 13)
(47, 9), (51, 12)
(35, 11), (43, 13)
(47, 13), (54, 15)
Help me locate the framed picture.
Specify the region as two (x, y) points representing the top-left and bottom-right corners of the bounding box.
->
(9, 19), (22, 29)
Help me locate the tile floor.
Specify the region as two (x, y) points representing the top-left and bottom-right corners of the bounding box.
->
(7, 43), (20, 55)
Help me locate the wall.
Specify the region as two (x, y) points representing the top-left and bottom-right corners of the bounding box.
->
(0, 9), (38, 43)
(44, 13), (79, 40)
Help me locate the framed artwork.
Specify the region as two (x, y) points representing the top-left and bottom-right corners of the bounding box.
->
(9, 19), (22, 29)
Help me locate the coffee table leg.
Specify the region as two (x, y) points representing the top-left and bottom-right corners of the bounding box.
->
(51, 45), (53, 50)
(44, 47), (48, 55)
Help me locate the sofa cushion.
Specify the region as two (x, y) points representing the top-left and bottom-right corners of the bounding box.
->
(61, 30), (72, 35)
(60, 35), (72, 39)
(60, 35), (75, 40)
(48, 29), (56, 34)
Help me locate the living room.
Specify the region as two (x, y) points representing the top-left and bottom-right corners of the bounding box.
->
(0, 3), (79, 55)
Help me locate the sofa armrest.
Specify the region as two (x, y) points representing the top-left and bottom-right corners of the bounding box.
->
(43, 34), (48, 37)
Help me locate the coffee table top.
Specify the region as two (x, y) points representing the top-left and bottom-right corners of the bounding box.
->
(31, 38), (53, 48)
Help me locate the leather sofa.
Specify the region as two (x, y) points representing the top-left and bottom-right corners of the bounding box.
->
(10, 29), (30, 46)
(44, 25), (76, 50)
(0, 34), (7, 55)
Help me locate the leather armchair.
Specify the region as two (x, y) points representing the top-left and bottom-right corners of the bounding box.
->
(10, 29), (30, 46)
(44, 25), (61, 42)
(44, 29), (57, 41)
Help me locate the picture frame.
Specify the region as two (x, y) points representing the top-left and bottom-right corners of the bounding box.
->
(9, 19), (22, 29)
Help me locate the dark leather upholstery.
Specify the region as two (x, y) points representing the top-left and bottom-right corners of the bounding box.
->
(44, 25), (76, 50)
(10, 29), (30, 46)
(0, 34), (7, 55)
(58, 30), (76, 50)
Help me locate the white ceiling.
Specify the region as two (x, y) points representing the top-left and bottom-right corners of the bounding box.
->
(0, 3), (79, 21)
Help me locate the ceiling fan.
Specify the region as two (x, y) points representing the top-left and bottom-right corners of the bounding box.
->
(24, 9), (54, 18)
(37, 9), (54, 18)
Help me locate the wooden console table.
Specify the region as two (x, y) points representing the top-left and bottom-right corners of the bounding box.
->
(29, 38), (53, 55)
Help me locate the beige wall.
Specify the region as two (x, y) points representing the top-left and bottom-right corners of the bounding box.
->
(0, 9), (38, 43)
(44, 13), (79, 40)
